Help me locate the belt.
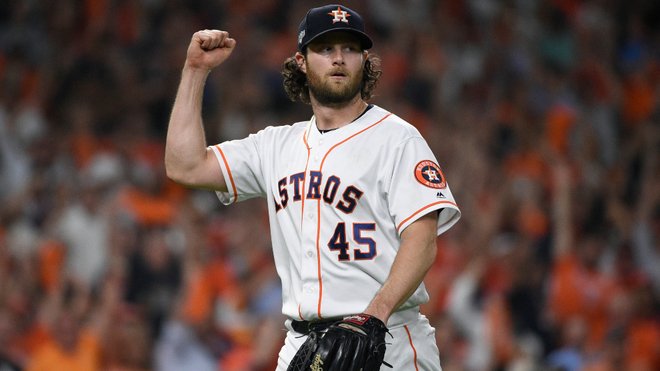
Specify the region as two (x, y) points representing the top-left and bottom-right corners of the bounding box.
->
(289, 307), (421, 335)
(291, 318), (340, 335)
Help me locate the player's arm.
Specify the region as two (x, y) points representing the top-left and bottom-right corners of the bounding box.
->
(165, 30), (236, 191)
(364, 211), (438, 323)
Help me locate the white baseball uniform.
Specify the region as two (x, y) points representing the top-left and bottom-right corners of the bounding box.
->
(210, 104), (460, 369)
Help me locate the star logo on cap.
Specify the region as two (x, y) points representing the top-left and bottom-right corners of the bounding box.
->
(328, 6), (350, 24)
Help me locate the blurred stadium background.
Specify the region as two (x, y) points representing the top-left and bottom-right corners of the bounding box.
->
(0, 0), (658, 370)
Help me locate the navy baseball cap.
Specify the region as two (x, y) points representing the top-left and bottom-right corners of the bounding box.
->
(297, 4), (373, 51)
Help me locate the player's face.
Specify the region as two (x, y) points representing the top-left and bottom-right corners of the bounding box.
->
(303, 32), (366, 106)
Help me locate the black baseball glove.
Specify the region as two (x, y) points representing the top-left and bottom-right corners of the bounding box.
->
(287, 313), (391, 371)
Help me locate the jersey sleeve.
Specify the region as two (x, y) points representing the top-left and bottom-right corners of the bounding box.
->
(387, 136), (460, 236)
(209, 132), (267, 204)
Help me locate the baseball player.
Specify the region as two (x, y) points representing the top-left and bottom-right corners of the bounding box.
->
(165, 4), (460, 370)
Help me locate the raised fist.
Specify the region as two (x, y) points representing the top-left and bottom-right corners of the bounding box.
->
(185, 29), (236, 71)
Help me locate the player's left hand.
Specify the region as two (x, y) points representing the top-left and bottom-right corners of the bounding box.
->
(287, 313), (391, 371)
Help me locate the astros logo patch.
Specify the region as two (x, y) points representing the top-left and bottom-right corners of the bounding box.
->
(328, 6), (350, 23)
(414, 160), (446, 189)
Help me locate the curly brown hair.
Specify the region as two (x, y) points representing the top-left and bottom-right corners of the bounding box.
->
(281, 54), (382, 104)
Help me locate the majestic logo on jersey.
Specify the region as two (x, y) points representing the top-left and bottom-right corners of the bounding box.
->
(415, 160), (446, 189)
(328, 6), (351, 24)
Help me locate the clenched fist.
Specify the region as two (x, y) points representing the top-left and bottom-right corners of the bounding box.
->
(185, 30), (236, 71)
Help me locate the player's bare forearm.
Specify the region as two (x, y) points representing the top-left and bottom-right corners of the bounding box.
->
(364, 212), (438, 323)
(165, 30), (236, 191)
(165, 68), (223, 189)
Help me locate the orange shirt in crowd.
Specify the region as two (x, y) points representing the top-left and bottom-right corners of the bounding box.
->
(220, 346), (253, 371)
(549, 254), (619, 350)
(37, 240), (65, 293)
(182, 260), (242, 325)
(625, 319), (660, 370)
(505, 150), (547, 183)
(117, 187), (177, 226)
(423, 237), (468, 315)
(486, 295), (516, 366)
(69, 134), (102, 169)
(545, 103), (576, 156)
(621, 72), (655, 126)
(516, 201), (549, 239)
(26, 330), (101, 371)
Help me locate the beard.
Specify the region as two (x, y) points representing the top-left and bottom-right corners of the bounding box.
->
(306, 66), (363, 106)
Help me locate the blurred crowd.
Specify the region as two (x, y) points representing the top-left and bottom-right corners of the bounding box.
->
(0, 0), (658, 370)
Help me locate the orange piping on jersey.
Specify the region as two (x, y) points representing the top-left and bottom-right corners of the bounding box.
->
(300, 131), (311, 229)
(404, 325), (420, 371)
(298, 131), (312, 319)
(297, 304), (304, 320)
(315, 198), (324, 319)
(315, 113), (392, 319)
(215, 145), (238, 203)
(396, 200), (458, 233)
(319, 113), (392, 169)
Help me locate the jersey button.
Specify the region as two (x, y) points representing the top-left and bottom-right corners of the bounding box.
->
(306, 251), (314, 257)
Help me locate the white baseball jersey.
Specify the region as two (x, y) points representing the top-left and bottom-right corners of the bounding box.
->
(210, 104), (460, 322)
